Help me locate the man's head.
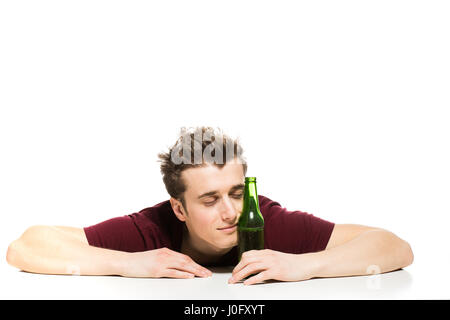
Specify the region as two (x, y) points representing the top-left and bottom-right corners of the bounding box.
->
(158, 126), (247, 253)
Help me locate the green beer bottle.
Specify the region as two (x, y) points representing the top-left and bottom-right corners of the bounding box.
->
(237, 177), (264, 261)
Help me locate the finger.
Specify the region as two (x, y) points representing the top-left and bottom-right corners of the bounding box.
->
(182, 257), (212, 276)
(230, 263), (266, 284)
(171, 259), (212, 278)
(232, 251), (261, 276)
(244, 271), (269, 285)
(163, 269), (195, 279)
(165, 250), (212, 277)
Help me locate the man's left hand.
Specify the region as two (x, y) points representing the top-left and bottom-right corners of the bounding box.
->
(228, 249), (317, 285)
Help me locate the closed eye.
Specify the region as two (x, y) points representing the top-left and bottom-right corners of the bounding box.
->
(203, 193), (243, 207)
(203, 197), (218, 206)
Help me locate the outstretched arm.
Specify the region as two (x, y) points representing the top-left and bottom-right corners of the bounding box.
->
(6, 225), (128, 275)
(314, 224), (414, 277)
(230, 224), (414, 285)
(6, 225), (211, 278)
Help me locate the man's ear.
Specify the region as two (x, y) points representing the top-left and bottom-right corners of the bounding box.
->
(170, 197), (187, 222)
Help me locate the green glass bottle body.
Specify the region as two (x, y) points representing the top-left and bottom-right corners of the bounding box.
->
(237, 177), (264, 261)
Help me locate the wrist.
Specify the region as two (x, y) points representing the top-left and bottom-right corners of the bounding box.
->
(105, 250), (130, 276)
(303, 251), (327, 279)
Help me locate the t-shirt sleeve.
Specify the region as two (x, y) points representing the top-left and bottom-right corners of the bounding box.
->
(260, 196), (335, 254)
(84, 215), (148, 253)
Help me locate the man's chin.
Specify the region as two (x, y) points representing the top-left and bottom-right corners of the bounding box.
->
(215, 238), (237, 251)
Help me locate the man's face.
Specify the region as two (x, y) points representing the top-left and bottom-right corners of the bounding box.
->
(179, 160), (245, 253)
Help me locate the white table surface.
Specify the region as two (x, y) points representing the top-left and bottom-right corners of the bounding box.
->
(1, 240), (447, 300)
(0, 258), (444, 300)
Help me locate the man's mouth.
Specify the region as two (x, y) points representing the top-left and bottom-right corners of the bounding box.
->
(217, 224), (237, 231)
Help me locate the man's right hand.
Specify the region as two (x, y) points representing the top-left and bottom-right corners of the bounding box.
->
(119, 247), (212, 279)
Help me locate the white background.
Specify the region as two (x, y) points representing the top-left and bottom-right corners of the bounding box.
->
(1, 1), (449, 299)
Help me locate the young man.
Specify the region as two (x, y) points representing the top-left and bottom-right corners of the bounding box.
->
(6, 127), (413, 285)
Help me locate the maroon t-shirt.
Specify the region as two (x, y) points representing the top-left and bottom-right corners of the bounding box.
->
(84, 195), (334, 266)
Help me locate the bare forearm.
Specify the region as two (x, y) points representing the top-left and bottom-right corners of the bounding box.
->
(311, 229), (413, 278)
(6, 226), (127, 276)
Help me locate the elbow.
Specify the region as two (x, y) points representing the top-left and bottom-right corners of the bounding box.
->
(402, 240), (414, 268)
(376, 229), (414, 271)
(5, 225), (47, 269)
(387, 231), (414, 269)
(6, 240), (21, 269)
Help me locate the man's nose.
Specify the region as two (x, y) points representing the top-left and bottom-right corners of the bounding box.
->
(220, 196), (238, 222)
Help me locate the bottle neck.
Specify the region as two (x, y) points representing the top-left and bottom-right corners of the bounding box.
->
(243, 181), (260, 213)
